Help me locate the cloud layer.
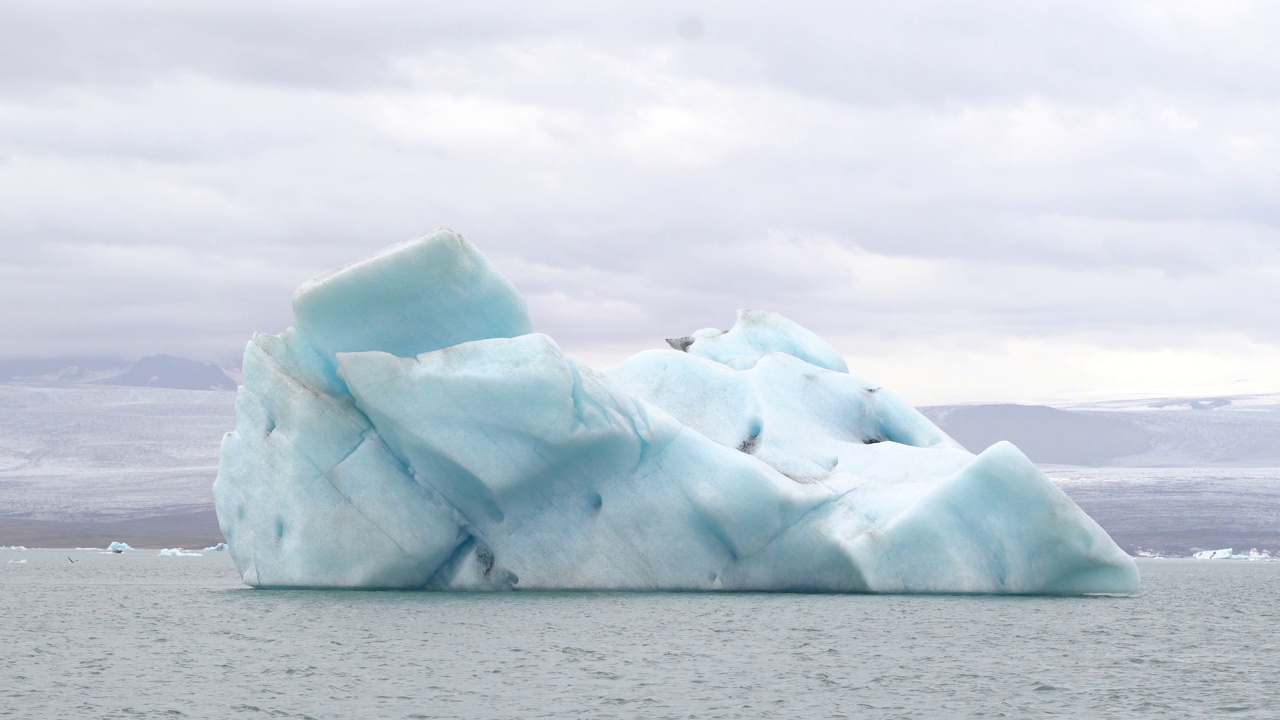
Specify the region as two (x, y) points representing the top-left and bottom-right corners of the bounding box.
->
(2, 1), (1277, 402)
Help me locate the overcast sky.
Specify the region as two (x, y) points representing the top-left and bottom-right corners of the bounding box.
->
(1, 1), (1278, 403)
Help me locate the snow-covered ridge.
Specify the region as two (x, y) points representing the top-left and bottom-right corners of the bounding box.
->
(214, 230), (1137, 594)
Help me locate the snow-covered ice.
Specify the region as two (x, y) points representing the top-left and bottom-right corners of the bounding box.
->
(1187, 548), (1274, 561)
(214, 230), (1139, 594)
(159, 548), (202, 557)
(1192, 548), (1233, 560)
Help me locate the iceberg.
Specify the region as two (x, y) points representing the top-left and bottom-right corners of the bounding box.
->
(159, 548), (202, 557)
(107, 542), (133, 552)
(1192, 548), (1233, 560)
(214, 230), (1139, 594)
(202, 543), (228, 552)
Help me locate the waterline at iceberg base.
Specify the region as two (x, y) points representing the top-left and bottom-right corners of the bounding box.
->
(213, 230), (1138, 594)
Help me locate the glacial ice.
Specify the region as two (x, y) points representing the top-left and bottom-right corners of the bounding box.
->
(202, 543), (228, 552)
(1192, 548), (1232, 560)
(107, 542), (133, 552)
(214, 230), (1139, 594)
(159, 548), (202, 557)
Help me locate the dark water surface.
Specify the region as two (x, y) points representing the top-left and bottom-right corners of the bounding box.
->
(3, 550), (1278, 719)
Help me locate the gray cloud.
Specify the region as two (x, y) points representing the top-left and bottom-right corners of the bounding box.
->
(1, 1), (1277, 400)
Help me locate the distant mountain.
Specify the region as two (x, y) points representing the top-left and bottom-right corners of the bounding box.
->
(96, 355), (237, 391)
(0, 354), (237, 391)
(922, 404), (1150, 465)
(922, 399), (1280, 467)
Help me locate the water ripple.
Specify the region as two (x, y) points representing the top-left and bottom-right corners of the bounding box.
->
(2, 552), (1279, 718)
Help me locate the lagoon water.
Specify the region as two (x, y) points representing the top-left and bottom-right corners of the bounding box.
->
(2, 550), (1278, 719)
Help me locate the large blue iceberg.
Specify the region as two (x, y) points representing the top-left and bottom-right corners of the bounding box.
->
(214, 230), (1139, 594)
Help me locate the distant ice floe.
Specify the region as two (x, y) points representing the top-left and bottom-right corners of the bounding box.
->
(1193, 548), (1233, 560)
(6, 559), (26, 564)
(202, 543), (228, 552)
(107, 542), (133, 552)
(1, 545), (27, 551)
(1192, 547), (1275, 561)
(158, 548), (203, 557)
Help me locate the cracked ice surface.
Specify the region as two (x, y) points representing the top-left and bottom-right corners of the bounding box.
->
(213, 230), (1138, 594)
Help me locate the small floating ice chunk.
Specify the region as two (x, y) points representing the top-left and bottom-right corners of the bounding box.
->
(202, 543), (228, 552)
(159, 548), (203, 557)
(6, 559), (26, 564)
(107, 542), (133, 552)
(1192, 548), (1232, 560)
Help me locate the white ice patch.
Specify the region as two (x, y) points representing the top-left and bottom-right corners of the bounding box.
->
(213, 229), (1139, 595)
(159, 548), (202, 557)
(1192, 548), (1233, 560)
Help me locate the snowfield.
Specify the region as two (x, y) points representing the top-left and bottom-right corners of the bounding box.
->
(0, 383), (232, 522)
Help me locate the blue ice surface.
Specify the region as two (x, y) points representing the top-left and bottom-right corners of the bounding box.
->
(213, 229), (1139, 594)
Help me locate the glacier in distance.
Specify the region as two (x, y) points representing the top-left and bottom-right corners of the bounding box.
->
(213, 230), (1139, 594)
